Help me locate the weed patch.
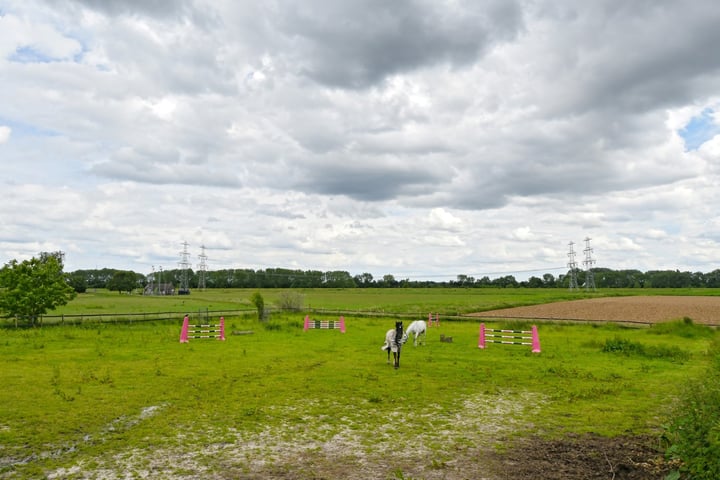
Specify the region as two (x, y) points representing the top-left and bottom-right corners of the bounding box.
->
(602, 337), (690, 362)
(664, 338), (720, 479)
(647, 317), (715, 338)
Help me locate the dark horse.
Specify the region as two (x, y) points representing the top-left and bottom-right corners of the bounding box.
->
(381, 321), (405, 369)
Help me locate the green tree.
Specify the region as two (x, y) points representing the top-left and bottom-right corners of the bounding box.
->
(354, 272), (374, 287)
(542, 273), (556, 287)
(106, 270), (138, 294)
(66, 271), (88, 293)
(0, 252), (77, 326)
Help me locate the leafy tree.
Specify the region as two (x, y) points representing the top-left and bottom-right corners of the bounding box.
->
(354, 272), (374, 287)
(106, 270), (139, 294)
(0, 252), (77, 326)
(323, 270), (356, 288)
(66, 271), (88, 293)
(542, 273), (556, 287)
(526, 276), (544, 288)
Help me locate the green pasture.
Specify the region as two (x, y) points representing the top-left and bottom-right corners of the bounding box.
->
(1, 309), (717, 478)
(44, 286), (720, 319)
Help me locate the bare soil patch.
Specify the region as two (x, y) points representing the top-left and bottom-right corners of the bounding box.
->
(471, 295), (720, 326)
(487, 434), (677, 480)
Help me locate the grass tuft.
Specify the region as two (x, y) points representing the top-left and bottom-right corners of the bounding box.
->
(602, 336), (690, 362)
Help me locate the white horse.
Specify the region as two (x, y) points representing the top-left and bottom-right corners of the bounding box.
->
(381, 321), (406, 368)
(403, 320), (427, 346)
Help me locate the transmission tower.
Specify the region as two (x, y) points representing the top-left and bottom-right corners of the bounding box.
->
(583, 237), (596, 292)
(197, 245), (208, 291)
(178, 241), (191, 294)
(147, 265), (155, 296)
(567, 241), (579, 291)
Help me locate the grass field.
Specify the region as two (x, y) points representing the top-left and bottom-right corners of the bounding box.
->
(42, 286), (720, 320)
(1, 288), (718, 479)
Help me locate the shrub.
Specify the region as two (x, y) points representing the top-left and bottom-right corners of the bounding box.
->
(250, 292), (265, 321)
(603, 337), (645, 355)
(602, 337), (690, 362)
(276, 291), (304, 311)
(664, 339), (720, 479)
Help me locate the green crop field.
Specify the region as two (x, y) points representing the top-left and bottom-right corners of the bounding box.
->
(1, 289), (718, 478)
(40, 286), (720, 320)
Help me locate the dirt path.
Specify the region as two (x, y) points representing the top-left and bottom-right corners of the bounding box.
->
(470, 295), (720, 326)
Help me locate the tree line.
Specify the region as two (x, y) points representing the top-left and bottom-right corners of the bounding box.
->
(66, 266), (720, 293)
(2, 251), (720, 326)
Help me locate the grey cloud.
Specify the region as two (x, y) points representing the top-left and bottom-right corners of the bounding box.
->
(271, 0), (523, 89)
(65, 0), (199, 21)
(90, 147), (242, 187)
(291, 158), (446, 201)
(537, 1), (720, 117)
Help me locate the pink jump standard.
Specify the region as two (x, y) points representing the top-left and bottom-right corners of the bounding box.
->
(180, 315), (226, 342)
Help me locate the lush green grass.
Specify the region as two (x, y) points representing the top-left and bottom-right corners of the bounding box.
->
(46, 286), (720, 318)
(0, 313), (716, 477)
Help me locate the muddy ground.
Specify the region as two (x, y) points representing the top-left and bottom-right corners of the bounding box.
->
(485, 434), (677, 480)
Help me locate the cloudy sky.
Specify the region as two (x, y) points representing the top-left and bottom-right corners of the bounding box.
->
(1, 0), (719, 281)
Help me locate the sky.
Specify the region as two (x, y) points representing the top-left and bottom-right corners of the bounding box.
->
(1, 0), (719, 282)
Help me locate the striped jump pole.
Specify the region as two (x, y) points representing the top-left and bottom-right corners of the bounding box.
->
(478, 323), (541, 353)
(428, 312), (440, 327)
(304, 315), (346, 333)
(180, 315), (226, 342)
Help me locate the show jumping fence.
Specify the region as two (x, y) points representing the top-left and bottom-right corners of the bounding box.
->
(180, 315), (226, 342)
(428, 312), (440, 327)
(303, 315), (346, 333)
(478, 323), (541, 353)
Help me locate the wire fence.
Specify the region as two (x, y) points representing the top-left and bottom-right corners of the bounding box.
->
(1, 309), (257, 327)
(0, 308), (456, 328)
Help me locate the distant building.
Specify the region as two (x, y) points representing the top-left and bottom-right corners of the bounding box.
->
(144, 283), (175, 296)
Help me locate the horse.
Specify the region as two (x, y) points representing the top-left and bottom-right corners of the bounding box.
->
(403, 320), (427, 346)
(381, 321), (405, 368)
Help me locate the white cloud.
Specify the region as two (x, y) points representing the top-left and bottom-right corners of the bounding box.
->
(1, 0), (720, 279)
(0, 12), (82, 61)
(0, 126), (10, 144)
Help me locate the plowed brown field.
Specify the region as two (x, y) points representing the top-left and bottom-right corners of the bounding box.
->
(471, 295), (720, 326)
